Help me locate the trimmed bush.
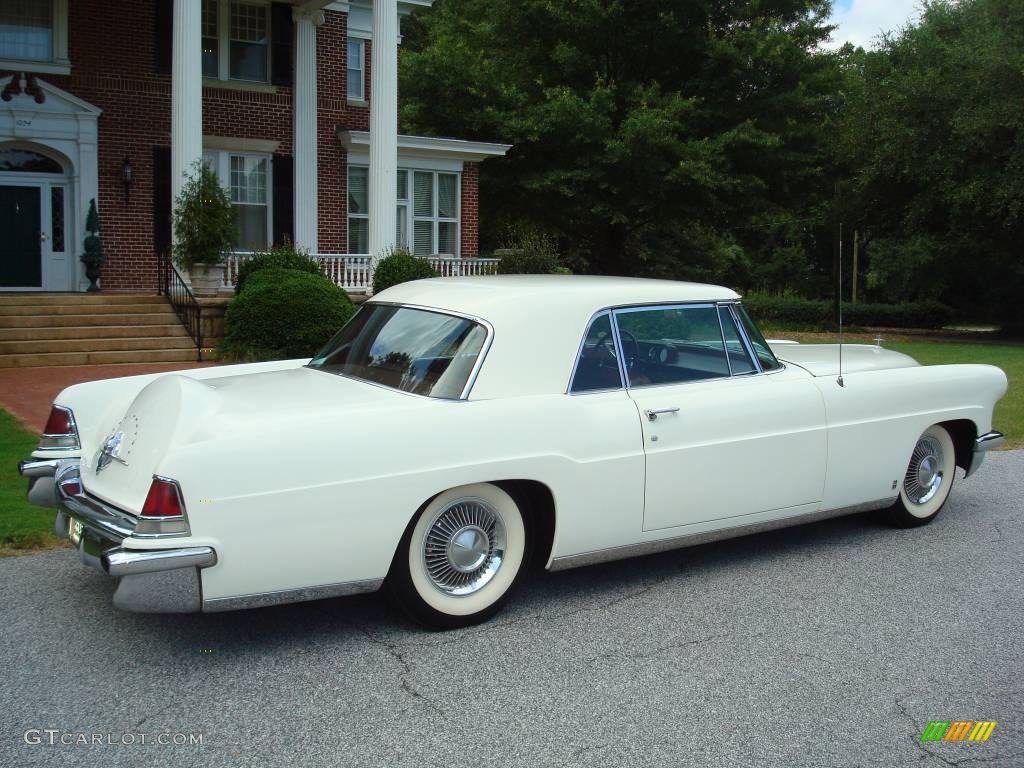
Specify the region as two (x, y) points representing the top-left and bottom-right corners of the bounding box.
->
(234, 242), (324, 295)
(372, 248), (439, 294)
(744, 293), (955, 330)
(496, 227), (563, 274)
(221, 268), (355, 360)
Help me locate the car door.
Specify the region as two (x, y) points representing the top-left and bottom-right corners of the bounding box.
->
(615, 303), (828, 532)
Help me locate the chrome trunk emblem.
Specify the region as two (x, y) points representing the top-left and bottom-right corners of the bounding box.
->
(96, 430), (128, 472)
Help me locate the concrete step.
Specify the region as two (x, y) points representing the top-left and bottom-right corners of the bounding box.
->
(0, 324), (190, 342)
(0, 293), (165, 306)
(0, 312), (183, 329)
(0, 336), (198, 355)
(0, 302), (177, 317)
(0, 348), (200, 368)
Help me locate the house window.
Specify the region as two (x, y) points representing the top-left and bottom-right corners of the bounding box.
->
(347, 38), (365, 100)
(0, 0), (51, 61)
(201, 0), (269, 83)
(412, 170), (459, 256)
(348, 165), (368, 254)
(348, 167), (461, 256)
(203, 150), (272, 251)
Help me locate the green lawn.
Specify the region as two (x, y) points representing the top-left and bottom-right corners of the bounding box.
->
(0, 409), (63, 553)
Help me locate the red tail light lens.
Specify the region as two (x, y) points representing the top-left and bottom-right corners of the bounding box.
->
(141, 477), (185, 519)
(40, 406), (80, 450)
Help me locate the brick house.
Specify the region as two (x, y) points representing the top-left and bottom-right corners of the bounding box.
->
(0, 0), (510, 295)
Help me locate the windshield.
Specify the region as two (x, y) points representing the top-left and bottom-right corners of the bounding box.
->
(308, 304), (489, 399)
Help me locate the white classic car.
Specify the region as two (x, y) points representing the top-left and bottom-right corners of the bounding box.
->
(19, 276), (1007, 628)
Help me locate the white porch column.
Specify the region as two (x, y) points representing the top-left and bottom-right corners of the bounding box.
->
(171, 0), (203, 214)
(293, 9), (322, 254)
(368, 0), (398, 263)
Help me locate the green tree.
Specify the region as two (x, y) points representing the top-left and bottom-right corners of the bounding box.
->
(835, 0), (1024, 328)
(400, 0), (841, 285)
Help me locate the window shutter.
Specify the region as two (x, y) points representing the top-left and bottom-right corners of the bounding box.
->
(152, 146), (172, 256)
(154, 0), (172, 75)
(270, 3), (294, 87)
(272, 153), (294, 246)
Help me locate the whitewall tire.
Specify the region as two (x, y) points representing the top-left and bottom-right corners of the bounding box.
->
(886, 424), (957, 527)
(388, 483), (531, 629)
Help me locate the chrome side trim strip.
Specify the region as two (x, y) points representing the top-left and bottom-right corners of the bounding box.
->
(202, 578), (384, 612)
(103, 546), (217, 577)
(548, 499), (896, 572)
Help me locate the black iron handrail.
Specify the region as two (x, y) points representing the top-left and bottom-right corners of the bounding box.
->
(157, 251), (203, 362)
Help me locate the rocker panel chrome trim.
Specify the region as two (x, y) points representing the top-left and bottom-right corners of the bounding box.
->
(548, 499), (896, 571)
(202, 578), (384, 612)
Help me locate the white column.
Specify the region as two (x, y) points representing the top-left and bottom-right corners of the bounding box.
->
(293, 9), (322, 254)
(368, 0), (398, 263)
(171, 0), (203, 215)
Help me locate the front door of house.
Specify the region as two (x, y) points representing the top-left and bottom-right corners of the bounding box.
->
(0, 185), (42, 288)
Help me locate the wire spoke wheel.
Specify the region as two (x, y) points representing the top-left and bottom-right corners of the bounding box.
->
(903, 435), (945, 505)
(888, 424), (956, 527)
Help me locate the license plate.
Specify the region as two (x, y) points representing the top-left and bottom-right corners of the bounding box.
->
(68, 517), (83, 546)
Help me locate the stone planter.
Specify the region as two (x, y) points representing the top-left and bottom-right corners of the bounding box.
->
(189, 263), (225, 297)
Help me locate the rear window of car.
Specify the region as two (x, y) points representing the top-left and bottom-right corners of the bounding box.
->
(308, 304), (489, 399)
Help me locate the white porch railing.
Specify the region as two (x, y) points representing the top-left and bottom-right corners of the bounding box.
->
(222, 252), (500, 293)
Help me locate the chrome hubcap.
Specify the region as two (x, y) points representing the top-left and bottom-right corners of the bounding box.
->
(904, 436), (944, 505)
(423, 499), (505, 595)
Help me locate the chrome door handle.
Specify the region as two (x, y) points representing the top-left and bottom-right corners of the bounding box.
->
(645, 407), (680, 421)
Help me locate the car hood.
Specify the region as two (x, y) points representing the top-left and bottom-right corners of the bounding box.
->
(80, 366), (408, 513)
(770, 342), (919, 377)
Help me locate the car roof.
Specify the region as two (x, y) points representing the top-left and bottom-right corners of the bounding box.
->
(370, 275), (742, 399)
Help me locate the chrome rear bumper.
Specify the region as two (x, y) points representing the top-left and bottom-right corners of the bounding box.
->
(21, 458), (217, 613)
(966, 430), (1004, 478)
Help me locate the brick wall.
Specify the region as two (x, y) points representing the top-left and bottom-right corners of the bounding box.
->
(461, 163), (480, 258)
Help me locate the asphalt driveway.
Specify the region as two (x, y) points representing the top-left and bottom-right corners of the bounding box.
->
(1, 453), (1021, 768)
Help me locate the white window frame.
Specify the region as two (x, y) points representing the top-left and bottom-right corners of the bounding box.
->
(347, 165), (369, 254)
(202, 0), (271, 84)
(347, 37), (365, 102)
(203, 149), (273, 253)
(347, 166), (462, 257)
(0, 0), (69, 75)
(410, 170), (460, 258)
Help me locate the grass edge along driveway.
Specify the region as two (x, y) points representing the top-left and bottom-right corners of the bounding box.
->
(0, 408), (64, 555)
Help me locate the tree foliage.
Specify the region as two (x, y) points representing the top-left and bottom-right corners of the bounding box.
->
(400, 0), (840, 287)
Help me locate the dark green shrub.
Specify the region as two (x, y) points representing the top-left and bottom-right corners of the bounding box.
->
(173, 160), (236, 268)
(496, 226), (562, 274)
(744, 293), (955, 330)
(372, 248), (439, 294)
(221, 268), (355, 360)
(234, 241), (324, 294)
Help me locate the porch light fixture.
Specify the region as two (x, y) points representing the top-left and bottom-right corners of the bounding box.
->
(121, 156), (133, 202)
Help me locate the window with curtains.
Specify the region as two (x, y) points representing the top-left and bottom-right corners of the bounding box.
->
(201, 0), (270, 82)
(347, 38), (365, 100)
(348, 167), (461, 256)
(203, 150), (272, 250)
(0, 0), (53, 61)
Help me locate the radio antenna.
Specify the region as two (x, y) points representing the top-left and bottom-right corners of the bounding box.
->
(837, 221), (844, 388)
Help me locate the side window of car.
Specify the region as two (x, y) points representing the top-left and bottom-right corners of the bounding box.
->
(570, 313), (623, 393)
(613, 305), (731, 386)
(718, 305), (757, 375)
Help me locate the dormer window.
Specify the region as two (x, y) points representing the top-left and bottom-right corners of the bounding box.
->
(0, 0), (69, 75)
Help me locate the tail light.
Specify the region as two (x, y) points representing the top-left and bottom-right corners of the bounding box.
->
(135, 476), (191, 537)
(40, 405), (80, 450)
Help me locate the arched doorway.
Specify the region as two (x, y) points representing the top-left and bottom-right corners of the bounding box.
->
(0, 145), (73, 291)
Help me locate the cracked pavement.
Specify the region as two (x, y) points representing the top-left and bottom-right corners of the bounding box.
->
(1, 451), (1021, 768)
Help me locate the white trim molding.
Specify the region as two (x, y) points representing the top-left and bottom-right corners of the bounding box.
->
(203, 136), (280, 154)
(339, 130), (512, 165)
